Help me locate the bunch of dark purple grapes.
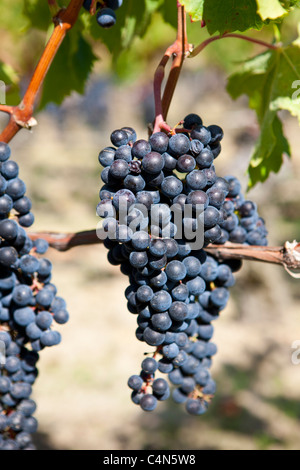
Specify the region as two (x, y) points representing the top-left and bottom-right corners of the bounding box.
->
(83, 0), (123, 28)
(0, 142), (69, 450)
(97, 113), (268, 415)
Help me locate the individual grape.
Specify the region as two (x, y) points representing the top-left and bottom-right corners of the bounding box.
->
(186, 170), (207, 190)
(121, 126), (136, 142)
(143, 327), (165, 346)
(112, 189), (136, 210)
(169, 301), (188, 321)
(140, 394), (157, 411)
(110, 129), (129, 147)
(0, 219), (18, 241)
(213, 177), (229, 194)
(151, 312), (172, 331)
(141, 357), (158, 374)
(150, 291), (172, 312)
(182, 256), (201, 277)
(132, 140), (151, 159)
(149, 238), (167, 257)
(183, 113), (203, 129)
(176, 154), (196, 173)
(203, 206), (220, 228)
(96, 7), (117, 27)
(19, 255), (40, 274)
(161, 175), (183, 198)
(18, 212), (35, 228)
(6, 178), (26, 200)
(32, 238), (49, 254)
(124, 174), (145, 192)
(131, 231), (150, 251)
(207, 125), (224, 143)
(128, 375), (143, 391)
(165, 260), (186, 281)
(136, 285), (154, 303)
(210, 287), (229, 308)
(190, 126), (211, 145)
(109, 159), (129, 179)
(1, 160), (19, 179)
(207, 186), (226, 208)
(196, 148), (214, 168)
(149, 132), (169, 153)
(229, 226), (247, 243)
(98, 147), (116, 167)
(129, 251), (148, 268)
(142, 151), (164, 174)
(152, 378), (169, 396)
(168, 134), (190, 156)
(114, 145), (132, 162)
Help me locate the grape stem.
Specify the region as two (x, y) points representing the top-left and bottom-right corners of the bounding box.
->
(153, 4), (192, 134)
(27, 230), (300, 273)
(0, 0), (84, 144)
(190, 33), (279, 58)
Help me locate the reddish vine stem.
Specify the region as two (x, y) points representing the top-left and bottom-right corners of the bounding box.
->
(27, 230), (300, 271)
(190, 32), (278, 58)
(0, 0), (84, 144)
(153, 4), (192, 133)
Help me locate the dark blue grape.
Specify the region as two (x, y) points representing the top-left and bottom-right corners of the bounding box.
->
(132, 140), (151, 159)
(168, 134), (190, 156)
(176, 154), (195, 173)
(140, 394), (157, 411)
(149, 132), (169, 153)
(183, 113), (203, 129)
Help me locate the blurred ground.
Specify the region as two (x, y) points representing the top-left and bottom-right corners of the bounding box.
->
(2, 65), (300, 451)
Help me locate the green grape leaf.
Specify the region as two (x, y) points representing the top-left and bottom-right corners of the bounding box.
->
(180, 0), (204, 21)
(23, 0), (52, 30)
(227, 43), (300, 187)
(248, 113), (290, 187)
(39, 25), (97, 108)
(202, 0), (264, 35)
(256, 0), (287, 20)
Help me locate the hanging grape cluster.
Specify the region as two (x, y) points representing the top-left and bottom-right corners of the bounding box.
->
(0, 143), (69, 450)
(96, 113), (268, 415)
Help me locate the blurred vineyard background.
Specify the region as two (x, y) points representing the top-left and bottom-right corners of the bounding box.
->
(1, 2), (300, 450)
